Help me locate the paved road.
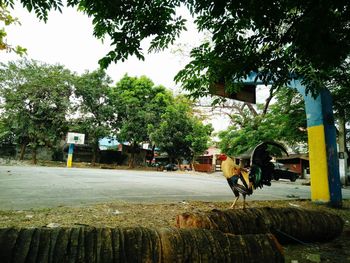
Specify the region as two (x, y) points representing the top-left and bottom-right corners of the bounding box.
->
(1, 165), (349, 210)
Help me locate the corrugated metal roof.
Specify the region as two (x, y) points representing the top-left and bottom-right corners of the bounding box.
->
(277, 154), (309, 161)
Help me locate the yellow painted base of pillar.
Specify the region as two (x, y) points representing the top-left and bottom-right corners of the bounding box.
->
(307, 125), (330, 202)
(67, 154), (73, 168)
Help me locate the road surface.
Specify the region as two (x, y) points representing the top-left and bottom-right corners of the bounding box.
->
(1, 165), (349, 210)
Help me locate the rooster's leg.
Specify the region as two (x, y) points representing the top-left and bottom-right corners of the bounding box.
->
(242, 194), (247, 209)
(230, 195), (239, 209)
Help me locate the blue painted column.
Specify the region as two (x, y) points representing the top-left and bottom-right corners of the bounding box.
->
(67, 144), (74, 168)
(228, 72), (342, 207)
(289, 80), (342, 207)
(235, 74), (342, 207)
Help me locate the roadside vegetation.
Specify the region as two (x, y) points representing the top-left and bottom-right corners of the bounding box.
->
(0, 199), (350, 262)
(2, 1), (350, 165)
(0, 60), (213, 167)
(1, 2), (350, 261)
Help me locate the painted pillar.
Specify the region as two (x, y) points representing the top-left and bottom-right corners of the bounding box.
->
(290, 80), (342, 207)
(67, 144), (74, 168)
(231, 73), (342, 206)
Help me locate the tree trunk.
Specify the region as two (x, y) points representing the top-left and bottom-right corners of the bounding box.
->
(32, 145), (37, 164)
(176, 207), (344, 244)
(92, 151), (96, 166)
(0, 227), (284, 263)
(91, 140), (99, 166)
(262, 88), (277, 116)
(148, 144), (156, 166)
(244, 102), (258, 116)
(128, 142), (138, 168)
(19, 143), (27, 160)
(128, 152), (134, 168)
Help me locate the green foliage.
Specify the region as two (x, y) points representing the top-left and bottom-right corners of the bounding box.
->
(72, 69), (114, 164)
(112, 74), (172, 143)
(3, 0), (63, 22)
(0, 59), (73, 162)
(0, 56), (214, 165)
(328, 61), (350, 119)
(0, 116), (12, 143)
(267, 88), (307, 145)
(176, 0), (350, 98)
(77, 0), (186, 68)
(110, 74), (172, 166)
(149, 96), (213, 162)
(175, 1), (350, 98)
(218, 116), (266, 157)
(186, 116), (214, 159)
(218, 88), (307, 156)
(7, 0), (350, 96)
(0, 4), (26, 55)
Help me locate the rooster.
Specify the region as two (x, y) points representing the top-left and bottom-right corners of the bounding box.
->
(219, 141), (288, 209)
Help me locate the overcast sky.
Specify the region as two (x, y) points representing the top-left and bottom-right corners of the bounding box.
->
(3, 5), (269, 133)
(3, 5), (197, 90)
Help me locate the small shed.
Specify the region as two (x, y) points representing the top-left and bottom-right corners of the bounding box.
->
(194, 146), (221, 173)
(194, 155), (214, 172)
(276, 154), (309, 177)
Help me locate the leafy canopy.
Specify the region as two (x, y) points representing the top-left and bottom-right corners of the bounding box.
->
(111, 74), (172, 146)
(149, 96), (213, 162)
(72, 69), (114, 163)
(109, 74), (173, 167)
(0, 59), (73, 161)
(5, 0), (350, 95)
(0, 116), (12, 144)
(218, 88), (307, 156)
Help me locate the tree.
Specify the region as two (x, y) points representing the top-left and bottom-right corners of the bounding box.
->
(266, 88), (307, 147)
(6, 0), (350, 170)
(326, 62), (350, 173)
(73, 69), (114, 165)
(174, 1), (350, 97)
(5, 0), (350, 95)
(218, 88), (307, 156)
(0, 59), (73, 163)
(149, 96), (213, 164)
(186, 116), (214, 161)
(330, 61), (350, 121)
(111, 75), (172, 168)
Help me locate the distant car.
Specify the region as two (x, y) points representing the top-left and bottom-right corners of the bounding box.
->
(273, 162), (299, 182)
(164, 163), (178, 171)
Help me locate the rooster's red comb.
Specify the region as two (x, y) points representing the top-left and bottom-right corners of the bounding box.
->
(218, 154), (227, 161)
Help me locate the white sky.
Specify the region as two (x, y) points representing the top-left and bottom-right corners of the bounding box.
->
(2, 5), (270, 133)
(3, 5), (194, 90)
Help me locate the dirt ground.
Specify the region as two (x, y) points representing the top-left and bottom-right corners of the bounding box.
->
(1, 199), (350, 262)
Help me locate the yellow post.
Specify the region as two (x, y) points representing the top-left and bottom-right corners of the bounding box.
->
(307, 125), (330, 202)
(67, 144), (74, 168)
